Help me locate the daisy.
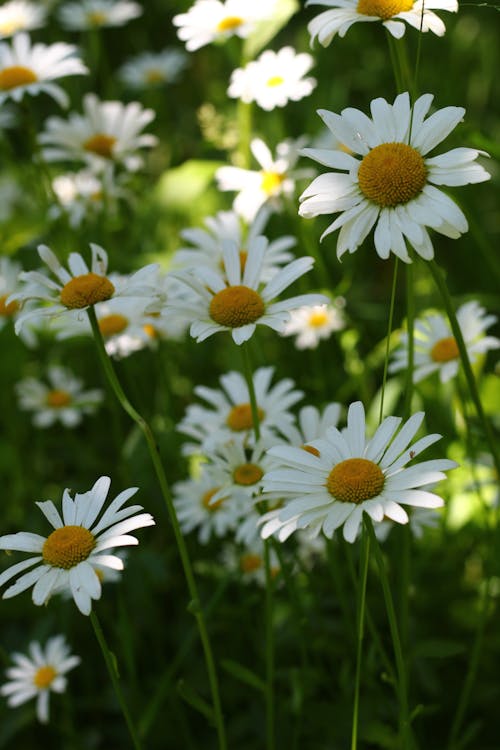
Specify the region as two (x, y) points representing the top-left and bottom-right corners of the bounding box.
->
(278, 402), (343, 447)
(178, 366), (303, 455)
(169, 234), (326, 344)
(307, 0), (458, 46)
(260, 401), (456, 543)
(173, 0), (277, 52)
(49, 168), (128, 228)
(205, 437), (278, 507)
(58, 0), (142, 30)
(299, 92), (491, 262)
(0, 475), (155, 615)
(228, 46), (316, 111)
(0, 1), (47, 39)
(281, 301), (345, 349)
(38, 93), (158, 171)
(0, 32), (88, 107)
(119, 48), (188, 89)
(16, 365), (103, 428)
(9, 242), (160, 333)
(221, 538), (281, 586)
(1, 636), (80, 723)
(389, 301), (500, 383)
(217, 137), (312, 222)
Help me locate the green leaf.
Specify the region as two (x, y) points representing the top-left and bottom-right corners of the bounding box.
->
(176, 679), (215, 723)
(243, 0), (300, 61)
(413, 639), (466, 659)
(221, 659), (266, 692)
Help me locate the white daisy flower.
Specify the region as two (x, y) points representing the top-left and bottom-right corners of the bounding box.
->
(9, 242), (160, 333)
(299, 92), (491, 262)
(205, 437), (278, 508)
(1, 636), (80, 724)
(281, 302), (345, 349)
(0, 476), (155, 615)
(173, 206), (296, 283)
(0, 1), (47, 39)
(221, 538), (281, 586)
(217, 137), (312, 222)
(0, 32), (87, 107)
(38, 93), (158, 172)
(16, 365), (103, 428)
(119, 48), (188, 89)
(58, 0), (142, 30)
(49, 168), (129, 228)
(260, 401), (456, 543)
(278, 402), (343, 448)
(228, 46), (316, 111)
(307, 0), (458, 46)
(170, 234), (326, 344)
(389, 301), (500, 383)
(178, 366), (303, 455)
(173, 0), (277, 52)
(0, 255), (22, 328)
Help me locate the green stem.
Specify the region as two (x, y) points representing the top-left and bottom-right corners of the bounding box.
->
(264, 540), (276, 750)
(241, 341), (261, 442)
(403, 261), (415, 418)
(237, 100), (253, 169)
(87, 307), (227, 750)
(350, 524), (370, 750)
(90, 611), (143, 750)
(379, 258), (399, 423)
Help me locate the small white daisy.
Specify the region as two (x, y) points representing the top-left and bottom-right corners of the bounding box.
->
(38, 93), (158, 171)
(260, 401), (456, 543)
(0, 476), (155, 615)
(49, 168), (129, 228)
(119, 48), (188, 89)
(58, 0), (142, 30)
(0, 32), (88, 107)
(299, 92), (490, 262)
(217, 137), (312, 222)
(228, 46), (316, 111)
(205, 437), (278, 507)
(16, 365), (103, 428)
(307, 0), (458, 46)
(0, 1), (47, 39)
(1, 636), (80, 723)
(281, 302), (345, 349)
(389, 301), (500, 383)
(169, 234), (326, 344)
(221, 538), (281, 586)
(173, 0), (277, 51)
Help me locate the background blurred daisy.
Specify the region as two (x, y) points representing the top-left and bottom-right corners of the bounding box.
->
(119, 48), (188, 89)
(58, 0), (142, 30)
(0, 1), (47, 39)
(281, 301), (345, 349)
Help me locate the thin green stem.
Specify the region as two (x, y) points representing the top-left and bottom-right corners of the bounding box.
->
(403, 261), (415, 419)
(90, 611), (143, 750)
(386, 32), (404, 92)
(350, 524), (370, 750)
(379, 258), (399, 423)
(241, 341), (261, 442)
(87, 307), (227, 750)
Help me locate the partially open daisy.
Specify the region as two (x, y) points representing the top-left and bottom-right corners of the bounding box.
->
(39, 93), (158, 171)
(0, 1), (47, 39)
(228, 46), (316, 111)
(170, 235), (325, 344)
(260, 401), (456, 543)
(299, 92), (490, 262)
(0, 476), (155, 615)
(1, 636), (80, 723)
(281, 301), (345, 349)
(58, 0), (142, 30)
(307, 0), (458, 45)
(0, 32), (87, 107)
(389, 301), (500, 383)
(119, 48), (188, 89)
(10, 243), (160, 333)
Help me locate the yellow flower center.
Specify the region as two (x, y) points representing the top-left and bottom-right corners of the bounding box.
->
(98, 313), (129, 337)
(209, 285), (265, 328)
(430, 336), (459, 363)
(240, 553), (262, 573)
(0, 294), (19, 316)
(145, 69), (165, 83)
(217, 15), (243, 32)
(357, 0), (414, 19)
(302, 444), (321, 457)
(260, 171), (285, 196)
(83, 133), (117, 159)
(226, 403), (265, 432)
(326, 457), (385, 504)
(60, 273), (115, 309)
(233, 463), (264, 486)
(46, 389), (72, 408)
(87, 11), (107, 25)
(33, 665), (57, 689)
(42, 525), (96, 569)
(143, 323), (158, 338)
(0, 65), (37, 91)
(267, 76), (284, 88)
(308, 310), (329, 328)
(358, 142), (427, 207)
(201, 487), (225, 512)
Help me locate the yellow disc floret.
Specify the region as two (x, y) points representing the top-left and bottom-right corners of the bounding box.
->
(46, 389), (72, 408)
(357, 0), (414, 19)
(86, 11), (107, 26)
(267, 76), (285, 88)
(33, 665), (57, 689)
(217, 15), (243, 32)
(240, 553), (263, 573)
(83, 133), (117, 159)
(0, 65), (37, 91)
(261, 171), (285, 196)
(202, 488), (225, 512)
(226, 403), (265, 431)
(358, 142), (427, 207)
(326, 457), (385, 504)
(42, 525), (96, 570)
(0, 294), (19, 317)
(98, 313), (129, 337)
(308, 310), (329, 328)
(233, 463), (264, 486)
(209, 285), (265, 328)
(430, 336), (459, 363)
(60, 273), (115, 309)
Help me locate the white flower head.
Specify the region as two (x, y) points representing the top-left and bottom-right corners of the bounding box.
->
(260, 401), (457, 543)
(281, 302), (345, 349)
(299, 92), (490, 263)
(228, 46), (316, 111)
(119, 48), (188, 89)
(0, 476), (155, 615)
(0, 1), (47, 39)
(205, 437), (279, 507)
(307, 0), (458, 46)
(1, 635), (80, 723)
(58, 0), (142, 30)
(0, 32), (88, 107)
(50, 168), (129, 228)
(221, 538), (281, 586)
(390, 301), (500, 383)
